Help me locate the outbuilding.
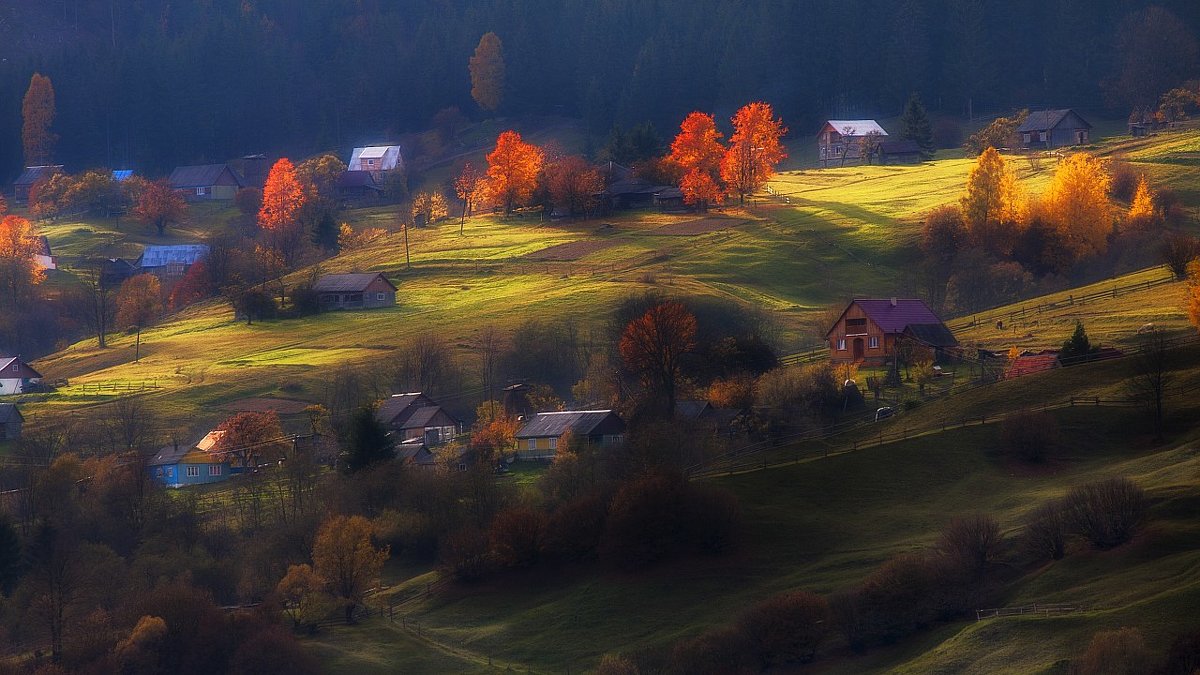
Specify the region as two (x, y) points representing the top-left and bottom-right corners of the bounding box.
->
(514, 410), (626, 460)
(1017, 109), (1092, 149)
(313, 272), (397, 310)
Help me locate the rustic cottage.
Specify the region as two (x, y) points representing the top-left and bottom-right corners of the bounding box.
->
(1017, 109), (1092, 149)
(818, 120), (888, 165)
(148, 442), (231, 488)
(0, 404), (23, 440)
(0, 357), (42, 395)
(137, 244), (209, 277)
(375, 392), (461, 445)
(825, 298), (957, 365)
(12, 165), (63, 206)
(348, 145), (404, 175)
(312, 272), (396, 310)
(168, 163), (245, 200)
(515, 410), (626, 460)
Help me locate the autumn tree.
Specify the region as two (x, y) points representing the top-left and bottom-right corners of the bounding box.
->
(454, 162), (486, 234)
(168, 259), (212, 310)
(899, 92), (934, 155)
(213, 410), (288, 470)
(1126, 175), (1158, 229)
(22, 73), (57, 165)
(411, 191), (448, 225)
(720, 102), (787, 204)
(547, 155), (603, 217)
(669, 112), (725, 209)
(0, 215), (46, 306)
(67, 258), (117, 347)
(312, 515), (389, 624)
(963, 109), (1027, 155)
(276, 564), (328, 629)
(620, 301), (697, 415)
(129, 178), (187, 237)
(296, 153), (347, 250)
(65, 170), (125, 217)
(1042, 153), (1113, 258)
(960, 147), (1023, 254)
(259, 158), (307, 258)
(485, 130), (543, 214)
(469, 32), (506, 112)
(115, 273), (162, 362)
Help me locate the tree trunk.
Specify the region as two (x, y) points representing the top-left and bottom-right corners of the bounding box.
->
(134, 326), (141, 362)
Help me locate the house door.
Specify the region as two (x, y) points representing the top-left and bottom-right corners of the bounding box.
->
(853, 338), (865, 361)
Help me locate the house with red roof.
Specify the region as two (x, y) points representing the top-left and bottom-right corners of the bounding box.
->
(825, 298), (957, 365)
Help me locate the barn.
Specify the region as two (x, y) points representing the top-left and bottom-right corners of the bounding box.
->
(1018, 109), (1092, 149)
(312, 272), (397, 310)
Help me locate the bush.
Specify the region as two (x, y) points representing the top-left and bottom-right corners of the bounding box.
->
(438, 527), (493, 582)
(1161, 231), (1200, 280)
(1062, 478), (1147, 549)
(936, 513), (1002, 578)
(668, 626), (753, 675)
(737, 591), (829, 667)
(1070, 627), (1150, 675)
(999, 410), (1060, 462)
(595, 653), (639, 675)
(542, 492), (608, 562)
(288, 284), (321, 317)
(1023, 501), (1069, 561)
(855, 553), (937, 645)
(602, 473), (691, 568)
(1109, 161), (1141, 202)
(488, 505), (546, 568)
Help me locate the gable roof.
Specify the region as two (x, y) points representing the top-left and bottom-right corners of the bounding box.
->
(903, 323), (959, 348)
(0, 357), (42, 380)
(376, 392), (435, 426)
(675, 400), (712, 420)
(823, 120), (888, 137)
(1017, 109), (1092, 133)
(338, 170), (383, 191)
(0, 404), (23, 424)
(312, 272), (396, 293)
(516, 410), (622, 439)
(168, 164), (245, 189)
(349, 145), (403, 171)
(827, 298), (947, 337)
(138, 244), (209, 268)
(403, 405), (452, 429)
(14, 165), (63, 186)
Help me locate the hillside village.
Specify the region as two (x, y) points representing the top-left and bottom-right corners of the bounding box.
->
(1, 3), (1200, 674)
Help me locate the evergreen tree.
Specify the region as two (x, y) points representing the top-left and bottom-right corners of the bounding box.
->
(900, 92), (934, 155)
(1060, 320), (1098, 366)
(342, 405), (395, 473)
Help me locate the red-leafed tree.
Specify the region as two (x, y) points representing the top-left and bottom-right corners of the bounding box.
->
(259, 158), (307, 257)
(213, 410), (288, 470)
(546, 155), (603, 218)
(668, 112), (725, 209)
(168, 259), (212, 310)
(130, 178), (187, 237)
(22, 73), (57, 165)
(619, 301), (698, 415)
(485, 131), (543, 214)
(721, 102), (787, 204)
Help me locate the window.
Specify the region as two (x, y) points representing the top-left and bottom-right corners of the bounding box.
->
(846, 318), (867, 335)
(837, 339), (846, 351)
(194, 186), (208, 197)
(208, 465), (223, 476)
(548, 437), (558, 450)
(869, 336), (879, 349)
(376, 292), (385, 301)
(186, 465), (200, 477)
(1039, 131), (1048, 142)
(11, 364), (17, 372)
(1022, 132), (1032, 144)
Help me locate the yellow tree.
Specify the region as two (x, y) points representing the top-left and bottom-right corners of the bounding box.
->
(959, 147), (1023, 253)
(721, 102), (788, 204)
(668, 112), (725, 209)
(485, 131), (543, 214)
(1042, 153), (1113, 258)
(1126, 175), (1158, 229)
(312, 515), (389, 624)
(259, 158), (307, 258)
(22, 73), (57, 165)
(469, 32), (505, 112)
(0, 215), (45, 306)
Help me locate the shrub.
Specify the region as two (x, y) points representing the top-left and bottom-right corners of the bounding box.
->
(936, 513), (1002, 578)
(668, 626), (753, 675)
(1023, 501), (1069, 561)
(1108, 161), (1141, 202)
(685, 485), (742, 554)
(438, 527), (493, 582)
(373, 509), (438, 561)
(488, 505), (546, 568)
(288, 284), (321, 317)
(1070, 627), (1150, 675)
(595, 653), (639, 675)
(229, 625), (321, 675)
(737, 591), (829, 667)
(999, 410), (1060, 462)
(542, 492), (608, 562)
(602, 473), (690, 568)
(1161, 231), (1200, 280)
(1062, 478), (1147, 549)
(1157, 629), (1200, 675)
(855, 553), (937, 645)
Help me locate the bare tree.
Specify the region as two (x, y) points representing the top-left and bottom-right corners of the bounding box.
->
(68, 259), (116, 348)
(476, 325), (506, 419)
(1126, 328), (1174, 441)
(394, 332), (456, 397)
(858, 130), (883, 165)
(105, 395), (157, 453)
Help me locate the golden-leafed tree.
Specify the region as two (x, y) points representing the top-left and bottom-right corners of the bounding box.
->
(469, 32), (505, 112)
(960, 147), (1023, 254)
(721, 102), (788, 204)
(22, 73), (57, 165)
(619, 301), (697, 415)
(1042, 153), (1113, 258)
(485, 130), (543, 214)
(1126, 175), (1158, 229)
(115, 273), (162, 362)
(669, 112), (725, 209)
(259, 158), (307, 257)
(312, 515), (389, 625)
(0, 215), (46, 306)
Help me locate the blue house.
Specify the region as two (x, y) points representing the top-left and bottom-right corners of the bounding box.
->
(148, 443), (231, 488)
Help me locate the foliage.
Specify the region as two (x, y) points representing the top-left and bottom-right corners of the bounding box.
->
(1070, 627), (1150, 675)
(1042, 153), (1114, 258)
(411, 191), (449, 225)
(488, 505), (546, 568)
(453, 162), (486, 231)
(22, 72), (57, 165)
(234, 187), (262, 216)
(999, 410), (1060, 462)
(342, 405), (396, 473)
(1023, 501), (1069, 561)
(1109, 7), (1199, 108)
(602, 122), (663, 165)
(485, 130), (544, 214)
(737, 590), (829, 667)
(0, 215), (46, 306)
(546, 155), (603, 217)
(899, 92), (934, 155)
(935, 513), (1001, 578)
(1161, 232), (1200, 280)
(963, 109), (1027, 155)
(469, 32), (505, 112)
(959, 147), (1022, 254)
(720, 102), (787, 204)
(619, 301), (697, 414)
(1060, 320), (1098, 365)
(115, 273), (162, 331)
(1126, 176), (1158, 229)
(438, 526), (493, 582)
(259, 158), (307, 256)
(669, 112), (725, 208)
(214, 410), (287, 470)
(275, 563), (328, 628)
(312, 515), (389, 624)
(129, 178), (187, 237)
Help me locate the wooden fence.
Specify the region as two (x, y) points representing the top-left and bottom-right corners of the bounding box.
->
(976, 603), (1084, 621)
(74, 380), (161, 394)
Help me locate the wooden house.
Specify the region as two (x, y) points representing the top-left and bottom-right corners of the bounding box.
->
(0, 357), (42, 395)
(12, 165), (63, 206)
(0, 404), (23, 440)
(227, 154), (271, 188)
(337, 171), (384, 204)
(818, 120), (888, 166)
(137, 244), (209, 278)
(312, 272), (396, 310)
(34, 236), (56, 271)
(825, 298), (956, 365)
(148, 442), (231, 488)
(515, 410), (626, 461)
(348, 145), (404, 176)
(1017, 110), (1092, 149)
(375, 392), (461, 446)
(168, 163), (245, 200)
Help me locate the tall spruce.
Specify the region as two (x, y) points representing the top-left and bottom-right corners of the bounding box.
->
(899, 92), (934, 155)
(1060, 320), (1097, 366)
(342, 405), (395, 473)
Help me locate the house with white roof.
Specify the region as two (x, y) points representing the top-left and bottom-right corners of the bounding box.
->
(818, 119), (889, 165)
(348, 145), (404, 175)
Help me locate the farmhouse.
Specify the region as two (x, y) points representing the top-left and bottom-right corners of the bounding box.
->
(1017, 109), (1092, 149)
(148, 442), (231, 488)
(818, 120), (888, 165)
(825, 298), (957, 365)
(515, 410), (626, 460)
(168, 163), (245, 200)
(0, 357), (42, 395)
(137, 244), (209, 277)
(312, 272), (396, 310)
(12, 165), (63, 206)
(348, 145), (404, 175)
(0, 404), (23, 440)
(376, 392), (461, 445)
(100, 258), (138, 286)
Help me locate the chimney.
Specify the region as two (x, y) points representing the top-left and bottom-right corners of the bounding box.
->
(890, 297), (897, 307)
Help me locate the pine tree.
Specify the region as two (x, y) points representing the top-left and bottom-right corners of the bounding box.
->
(342, 405), (395, 473)
(899, 92), (934, 155)
(1060, 320), (1097, 366)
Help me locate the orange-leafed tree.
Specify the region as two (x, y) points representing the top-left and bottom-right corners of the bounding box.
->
(312, 515), (389, 625)
(721, 102), (788, 204)
(115, 273), (162, 362)
(619, 301), (698, 415)
(168, 259), (212, 310)
(469, 32), (505, 112)
(960, 147), (1024, 254)
(485, 131), (543, 214)
(546, 155), (603, 218)
(22, 73), (57, 165)
(1126, 175), (1158, 229)
(1042, 153), (1113, 258)
(471, 417), (519, 464)
(259, 158), (307, 257)
(129, 178), (187, 236)
(668, 112), (725, 209)
(454, 162), (486, 234)
(0, 215), (46, 306)
(213, 410), (288, 470)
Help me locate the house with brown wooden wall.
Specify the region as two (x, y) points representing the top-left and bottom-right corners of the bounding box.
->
(825, 298), (957, 365)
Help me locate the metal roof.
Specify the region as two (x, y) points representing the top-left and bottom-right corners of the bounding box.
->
(903, 323), (959, 348)
(168, 164), (245, 188)
(516, 410), (621, 439)
(1017, 109), (1091, 133)
(138, 244), (209, 268)
(824, 120), (888, 137)
(312, 272), (395, 293)
(14, 165), (63, 186)
(0, 404), (23, 424)
(112, 170), (133, 182)
(0, 357), (42, 379)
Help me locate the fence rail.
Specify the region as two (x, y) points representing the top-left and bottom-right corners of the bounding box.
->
(74, 380), (161, 394)
(976, 603), (1084, 621)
